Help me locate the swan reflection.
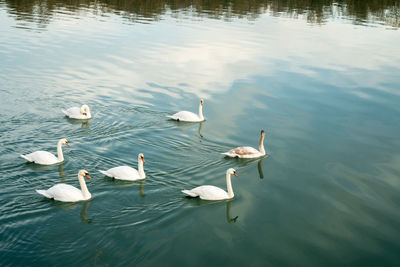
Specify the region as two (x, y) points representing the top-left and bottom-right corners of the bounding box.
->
(65, 117), (91, 128)
(198, 121), (204, 138)
(257, 157), (264, 179)
(169, 120), (205, 138)
(106, 178), (146, 198)
(51, 200), (93, 224)
(185, 199), (239, 224)
(25, 161), (66, 178)
(80, 201), (92, 224)
(25, 162), (55, 171)
(226, 201), (238, 224)
(58, 163), (65, 180)
(225, 156), (265, 179)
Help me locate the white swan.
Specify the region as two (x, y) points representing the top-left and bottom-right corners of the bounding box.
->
(222, 130), (266, 158)
(62, 104), (91, 119)
(20, 138), (70, 165)
(182, 168), (238, 200)
(167, 99), (204, 122)
(36, 170), (92, 202)
(99, 153), (146, 181)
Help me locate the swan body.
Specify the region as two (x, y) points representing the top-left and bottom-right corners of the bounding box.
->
(222, 130), (266, 158)
(20, 138), (69, 165)
(36, 170), (92, 202)
(182, 168), (238, 200)
(100, 153), (145, 181)
(62, 105), (91, 119)
(167, 99), (204, 122)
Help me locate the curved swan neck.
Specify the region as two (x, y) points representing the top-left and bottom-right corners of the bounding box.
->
(259, 134), (266, 155)
(226, 171), (234, 198)
(138, 159), (145, 178)
(78, 174), (91, 199)
(57, 140), (64, 162)
(84, 105), (91, 117)
(198, 103), (204, 120)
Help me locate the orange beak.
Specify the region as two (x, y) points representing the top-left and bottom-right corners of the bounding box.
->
(141, 157), (145, 163)
(65, 142), (70, 146)
(233, 172), (238, 176)
(85, 174), (92, 179)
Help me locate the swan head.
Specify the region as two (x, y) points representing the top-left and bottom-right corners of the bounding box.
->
(227, 168), (238, 177)
(138, 153), (145, 163)
(60, 138), (70, 146)
(78, 169), (92, 179)
(261, 129), (265, 137)
(80, 105), (90, 116)
(200, 99), (204, 106)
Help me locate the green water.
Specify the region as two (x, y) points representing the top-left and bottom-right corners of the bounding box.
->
(1, 0), (400, 266)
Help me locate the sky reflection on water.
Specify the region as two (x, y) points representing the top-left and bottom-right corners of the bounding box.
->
(1, 0), (400, 266)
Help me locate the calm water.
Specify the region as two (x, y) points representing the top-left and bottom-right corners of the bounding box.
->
(1, 0), (400, 266)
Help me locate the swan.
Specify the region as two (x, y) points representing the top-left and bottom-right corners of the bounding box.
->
(182, 168), (238, 200)
(167, 99), (204, 122)
(62, 104), (91, 119)
(222, 130), (266, 158)
(99, 153), (146, 181)
(20, 138), (70, 165)
(36, 170), (92, 202)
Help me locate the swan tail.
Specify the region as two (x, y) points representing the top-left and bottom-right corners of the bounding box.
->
(221, 152), (234, 157)
(99, 170), (110, 177)
(36, 189), (51, 199)
(20, 154), (32, 162)
(182, 190), (198, 198)
(166, 115), (176, 120)
(61, 109), (69, 116)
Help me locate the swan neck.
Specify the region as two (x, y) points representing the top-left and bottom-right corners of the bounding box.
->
(138, 160), (145, 178)
(81, 105), (91, 117)
(85, 105), (91, 117)
(198, 103), (204, 120)
(259, 134), (266, 155)
(226, 171), (234, 198)
(78, 175), (91, 200)
(57, 140), (64, 162)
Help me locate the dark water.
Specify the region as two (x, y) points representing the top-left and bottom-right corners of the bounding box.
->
(1, 0), (400, 266)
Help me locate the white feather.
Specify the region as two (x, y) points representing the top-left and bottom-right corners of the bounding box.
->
(99, 153), (146, 181)
(62, 105), (91, 119)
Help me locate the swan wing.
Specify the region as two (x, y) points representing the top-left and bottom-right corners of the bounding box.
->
(21, 151), (59, 165)
(63, 107), (80, 117)
(101, 166), (141, 181)
(222, 146), (262, 158)
(37, 184), (85, 202)
(63, 107), (90, 119)
(99, 170), (111, 176)
(182, 190), (198, 197)
(168, 111), (202, 122)
(36, 189), (52, 199)
(184, 185), (229, 200)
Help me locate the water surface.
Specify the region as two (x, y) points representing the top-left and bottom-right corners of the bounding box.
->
(1, 0), (400, 266)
